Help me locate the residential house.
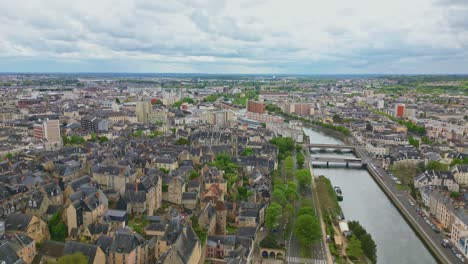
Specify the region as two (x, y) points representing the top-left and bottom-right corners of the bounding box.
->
(414, 170), (460, 192)
(163, 176), (185, 205)
(108, 229), (149, 264)
(92, 165), (137, 194)
(63, 241), (106, 264)
(103, 210), (128, 229)
(0, 240), (22, 264)
(5, 213), (50, 243)
(32, 240), (65, 264)
(451, 211), (468, 258)
(162, 225), (201, 264)
(452, 165), (468, 186)
(66, 188), (107, 234)
(182, 192), (198, 210)
(154, 156), (178, 171)
(4, 234), (36, 264)
(428, 190), (457, 230)
(82, 223), (110, 242)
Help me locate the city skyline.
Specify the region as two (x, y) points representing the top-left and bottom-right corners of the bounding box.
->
(1, 0), (467, 74)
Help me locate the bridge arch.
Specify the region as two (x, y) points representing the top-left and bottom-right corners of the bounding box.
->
(259, 247), (285, 259)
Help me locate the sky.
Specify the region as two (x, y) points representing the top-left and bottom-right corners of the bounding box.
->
(0, 0), (467, 74)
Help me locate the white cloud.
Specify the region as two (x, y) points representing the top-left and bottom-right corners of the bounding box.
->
(0, 0), (466, 73)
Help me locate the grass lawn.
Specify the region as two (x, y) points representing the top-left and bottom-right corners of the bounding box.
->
(395, 184), (410, 191)
(226, 224), (238, 234)
(128, 215), (148, 235)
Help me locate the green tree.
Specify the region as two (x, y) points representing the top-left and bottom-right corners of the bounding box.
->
(48, 211), (67, 241)
(272, 188), (288, 206)
(346, 237), (364, 261)
(269, 137), (295, 160)
(133, 129), (144, 138)
(189, 170), (200, 180)
(408, 135), (419, 148)
(348, 221), (377, 263)
(296, 169), (312, 189)
(284, 156), (295, 179)
(54, 252), (88, 264)
(450, 158), (468, 166)
(296, 153), (305, 168)
(237, 186), (249, 201)
(3, 153), (13, 160)
(332, 114), (342, 123)
(203, 94), (219, 102)
(173, 97), (195, 107)
(285, 181), (298, 202)
(99, 136), (109, 143)
(298, 206), (315, 217)
(390, 163), (422, 185)
(265, 202), (282, 230)
(426, 160), (449, 171)
(90, 133), (98, 141)
(294, 214), (321, 246)
(241, 147), (254, 156)
(175, 138), (190, 145)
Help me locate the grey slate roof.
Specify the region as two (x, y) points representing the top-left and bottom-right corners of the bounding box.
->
(0, 241), (22, 264)
(109, 230), (146, 254)
(5, 213), (32, 232)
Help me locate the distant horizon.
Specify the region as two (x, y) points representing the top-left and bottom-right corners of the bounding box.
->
(1, 72), (468, 77)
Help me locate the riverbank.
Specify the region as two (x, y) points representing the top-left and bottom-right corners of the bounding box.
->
(304, 127), (437, 264)
(354, 148), (450, 264)
(307, 124), (448, 263)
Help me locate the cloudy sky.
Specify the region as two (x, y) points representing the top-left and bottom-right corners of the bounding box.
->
(0, 0), (467, 74)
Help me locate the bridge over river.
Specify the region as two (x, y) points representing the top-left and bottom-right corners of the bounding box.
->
(310, 156), (367, 168)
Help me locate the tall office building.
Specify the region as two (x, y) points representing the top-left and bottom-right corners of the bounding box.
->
(136, 101), (152, 123)
(395, 104), (405, 118)
(247, 100), (266, 114)
(34, 119), (61, 141)
(44, 119), (61, 142)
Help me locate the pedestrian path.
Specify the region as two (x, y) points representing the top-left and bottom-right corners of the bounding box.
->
(287, 256), (327, 264)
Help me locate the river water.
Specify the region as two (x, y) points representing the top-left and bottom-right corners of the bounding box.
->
(304, 128), (436, 264)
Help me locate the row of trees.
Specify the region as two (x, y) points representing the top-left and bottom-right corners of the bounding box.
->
(347, 221), (377, 263)
(371, 107), (426, 135)
(266, 103), (351, 136)
(62, 135), (85, 145)
(173, 97), (195, 108)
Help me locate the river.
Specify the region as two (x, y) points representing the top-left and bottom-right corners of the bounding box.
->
(304, 128), (436, 264)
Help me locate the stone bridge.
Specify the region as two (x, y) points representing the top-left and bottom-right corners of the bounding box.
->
(260, 247), (285, 260)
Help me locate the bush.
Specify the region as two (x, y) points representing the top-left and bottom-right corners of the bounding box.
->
(55, 252), (88, 264)
(175, 138), (190, 145)
(48, 212), (67, 241)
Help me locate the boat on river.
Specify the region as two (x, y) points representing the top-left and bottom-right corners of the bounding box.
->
(334, 186), (343, 201)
